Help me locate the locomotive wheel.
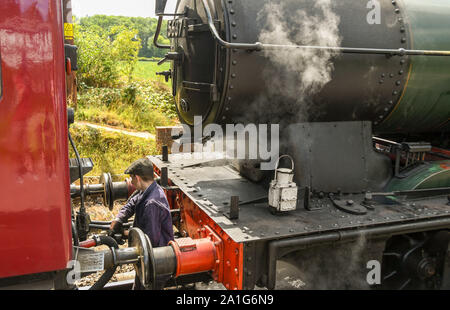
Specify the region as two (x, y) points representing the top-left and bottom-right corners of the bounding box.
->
(128, 228), (156, 290)
(100, 172), (114, 211)
(381, 231), (449, 290)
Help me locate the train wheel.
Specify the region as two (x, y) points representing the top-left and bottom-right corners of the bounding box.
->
(381, 231), (449, 290)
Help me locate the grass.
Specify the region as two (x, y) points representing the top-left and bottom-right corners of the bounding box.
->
(134, 61), (171, 83)
(69, 123), (158, 176)
(71, 59), (177, 176)
(75, 79), (177, 134)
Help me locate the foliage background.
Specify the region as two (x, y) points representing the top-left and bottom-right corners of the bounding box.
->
(70, 15), (177, 175)
(77, 15), (170, 59)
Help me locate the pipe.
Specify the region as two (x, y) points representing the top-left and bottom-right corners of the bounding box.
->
(267, 217), (450, 289)
(102, 247), (140, 268)
(79, 247), (139, 268)
(89, 236), (119, 290)
(88, 224), (113, 230)
(93, 235), (119, 248)
(71, 179), (134, 206)
(154, 16), (170, 49)
(261, 45), (450, 56)
(90, 220), (133, 225)
(201, 0), (450, 56)
(90, 220), (113, 225)
(70, 183), (104, 198)
(88, 223), (131, 230)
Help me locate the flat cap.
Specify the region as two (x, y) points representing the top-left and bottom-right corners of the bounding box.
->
(124, 157), (154, 177)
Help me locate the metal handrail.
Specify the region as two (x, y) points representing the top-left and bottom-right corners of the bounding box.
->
(153, 16), (170, 50)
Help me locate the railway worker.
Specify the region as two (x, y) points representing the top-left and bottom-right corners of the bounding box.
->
(109, 157), (174, 290)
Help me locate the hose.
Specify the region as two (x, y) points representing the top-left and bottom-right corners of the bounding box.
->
(89, 236), (119, 290)
(68, 129), (90, 241)
(72, 221), (79, 246)
(68, 131), (85, 213)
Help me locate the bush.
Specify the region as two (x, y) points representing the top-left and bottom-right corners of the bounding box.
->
(110, 26), (141, 81)
(122, 83), (138, 105)
(74, 24), (141, 88)
(76, 80), (177, 133)
(77, 15), (170, 59)
(74, 25), (118, 88)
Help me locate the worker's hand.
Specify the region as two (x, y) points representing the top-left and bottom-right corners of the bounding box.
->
(108, 221), (126, 245)
(109, 221), (123, 234)
(123, 230), (129, 238)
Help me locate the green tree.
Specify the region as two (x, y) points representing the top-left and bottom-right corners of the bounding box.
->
(74, 24), (119, 87)
(74, 23), (142, 87)
(110, 26), (142, 81)
(77, 15), (169, 59)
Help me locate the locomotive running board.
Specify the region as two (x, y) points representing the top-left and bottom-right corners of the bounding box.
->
(151, 153), (450, 242)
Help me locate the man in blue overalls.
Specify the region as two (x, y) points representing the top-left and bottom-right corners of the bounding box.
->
(110, 157), (174, 290)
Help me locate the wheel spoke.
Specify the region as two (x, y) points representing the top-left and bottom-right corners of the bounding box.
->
(383, 270), (397, 281)
(400, 234), (415, 246)
(383, 252), (402, 259)
(398, 278), (411, 290)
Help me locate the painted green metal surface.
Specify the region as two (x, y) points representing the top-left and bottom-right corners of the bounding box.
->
(386, 161), (450, 191)
(379, 0), (450, 133)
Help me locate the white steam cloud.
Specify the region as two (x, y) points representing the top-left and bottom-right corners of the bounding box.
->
(257, 0), (342, 121)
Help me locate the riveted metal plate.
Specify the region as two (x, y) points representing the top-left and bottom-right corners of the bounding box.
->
(151, 154), (450, 244)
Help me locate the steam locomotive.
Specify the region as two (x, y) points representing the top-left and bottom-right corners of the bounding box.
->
(0, 0), (449, 290)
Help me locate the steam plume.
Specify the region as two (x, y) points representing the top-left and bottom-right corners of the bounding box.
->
(257, 0), (342, 121)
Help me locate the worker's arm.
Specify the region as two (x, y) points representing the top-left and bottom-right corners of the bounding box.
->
(110, 192), (141, 232)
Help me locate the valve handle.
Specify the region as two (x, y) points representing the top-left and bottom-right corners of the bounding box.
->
(156, 70), (172, 82)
